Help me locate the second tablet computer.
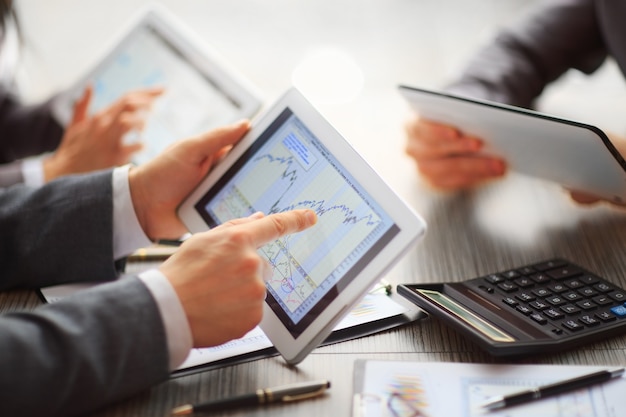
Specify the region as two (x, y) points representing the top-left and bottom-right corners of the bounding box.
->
(399, 85), (626, 203)
(178, 88), (426, 364)
(53, 6), (262, 165)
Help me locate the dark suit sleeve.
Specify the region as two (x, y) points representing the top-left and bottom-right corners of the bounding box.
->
(444, 0), (607, 108)
(0, 276), (170, 417)
(0, 170), (119, 290)
(0, 170), (171, 416)
(0, 87), (64, 163)
(0, 160), (24, 186)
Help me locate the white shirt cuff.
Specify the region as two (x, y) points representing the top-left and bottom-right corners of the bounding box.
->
(112, 165), (152, 259)
(21, 155), (46, 187)
(138, 269), (193, 370)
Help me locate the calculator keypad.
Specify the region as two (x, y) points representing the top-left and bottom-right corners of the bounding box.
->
(468, 259), (626, 337)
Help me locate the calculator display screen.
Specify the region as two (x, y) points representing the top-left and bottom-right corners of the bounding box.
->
(417, 289), (516, 343)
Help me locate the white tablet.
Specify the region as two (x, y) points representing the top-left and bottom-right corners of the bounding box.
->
(399, 85), (626, 203)
(52, 6), (262, 165)
(178, 88), (426, 364)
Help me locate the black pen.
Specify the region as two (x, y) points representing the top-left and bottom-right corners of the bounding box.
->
(481, 367), (624, 411)
(157, 239), (184, 247)
(171, 380), (331, 415)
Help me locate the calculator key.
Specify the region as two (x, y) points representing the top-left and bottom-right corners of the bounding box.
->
(579, 287), (598, 297)
(596, 310), (617, 322)
(530, 313), (547, 325)
(560, 304), (581, 315)
(515, 292), (535, 302)
(546, 295), (567, 306)
(518, 266), (536, 275)
(609, 292), (626, 302)
(484, 274), (506, 284)
(502, 270), (520, 279)
(562, 292), (583, 302)
(576, 300), (597, 310)
(529, 300), (550, 310)
(609, 305), (626, 317)
(544, 308), (564, 320)
(502, 297), (518, 307)
(562, 320), (585, 331)
(497, 282), (518, 293)
(534, 259), (568, 271)
(516, 305), (532, 315)
(532, 288), (551, 298)
(547, 283), (568, 293)
(564, 279), (583, 289)
(513, 277), (534, 288)
(592, 295), (613, 306)
(530, 273), (551, 284)
(579, 274), (600, 285)
(594, 283), (613, 293)
(579, 315), (600, 326)
(547, 266), (583, 280)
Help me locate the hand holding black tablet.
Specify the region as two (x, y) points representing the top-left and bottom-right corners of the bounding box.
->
(178, 88), (426, 364)
(399, 85), (626, 203)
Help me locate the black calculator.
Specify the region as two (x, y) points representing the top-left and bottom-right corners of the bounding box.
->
(397, 259), (626, 357)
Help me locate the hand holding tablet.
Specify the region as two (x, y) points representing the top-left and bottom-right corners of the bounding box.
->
(178, 88), (426, 364)
(160, 209), (318, 349)
(53, 5), (262, 165)
(400, 85), (626, 203)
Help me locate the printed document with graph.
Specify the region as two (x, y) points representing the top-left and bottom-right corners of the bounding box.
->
(352, 360), (623, 417)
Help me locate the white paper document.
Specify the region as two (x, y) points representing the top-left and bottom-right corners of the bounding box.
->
(177, 293), (409, 370)
(40, 281), (412, 372)
(353, 360), (625, 417)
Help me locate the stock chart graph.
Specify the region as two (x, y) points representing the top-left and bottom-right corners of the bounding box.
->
(205, 113), (393, 324)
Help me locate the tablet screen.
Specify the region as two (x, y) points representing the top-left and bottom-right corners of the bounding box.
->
(194, 108), (400, 338)
(88, 22), (244, 164)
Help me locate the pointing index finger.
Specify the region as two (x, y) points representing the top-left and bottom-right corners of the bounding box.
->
(243, 209), (317, 247)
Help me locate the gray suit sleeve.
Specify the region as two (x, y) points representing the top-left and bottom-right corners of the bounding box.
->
(0, 276), (170, 417)
(0, 170), (119, 290)
(0, 167), (173, 416)
(445, 0), (606, 108)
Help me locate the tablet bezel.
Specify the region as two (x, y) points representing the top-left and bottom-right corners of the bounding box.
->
(52, 5), (262, 163)
(399, 84), (626, 203)
(178, 88), (426, 364)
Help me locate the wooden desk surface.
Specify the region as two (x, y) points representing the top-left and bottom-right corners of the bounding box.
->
(7, 0), (626, 415)
(92, 183), (626, 416)
(5, 173), (626, 417)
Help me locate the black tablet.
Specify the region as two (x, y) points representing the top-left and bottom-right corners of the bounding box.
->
(399, 85), (626, 203)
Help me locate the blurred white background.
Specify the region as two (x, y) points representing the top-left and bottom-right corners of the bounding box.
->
(12, 0), (626, 194)
(14, 1), (537, 99)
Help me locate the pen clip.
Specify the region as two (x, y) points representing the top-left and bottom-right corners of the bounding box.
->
(281, 386), (328, 402)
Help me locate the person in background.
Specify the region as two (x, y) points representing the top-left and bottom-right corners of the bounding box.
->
(0, 119), (318, 417)
(0, 0), (162, 187)
(405, 0), (626, 205)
